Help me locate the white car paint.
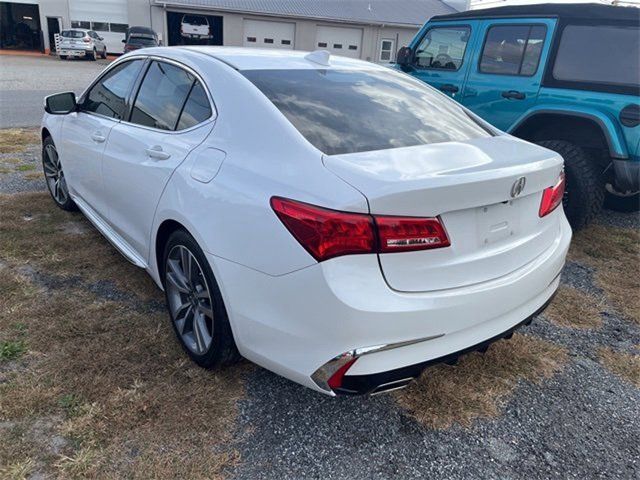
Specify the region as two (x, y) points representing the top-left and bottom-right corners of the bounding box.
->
(42, 47), (571, 395)
(59, 29), (106, 59)
(180, 15), (212, 39)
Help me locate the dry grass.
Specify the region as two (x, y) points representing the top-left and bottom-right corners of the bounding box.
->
(0, 128), (39, 154)
(0, 192), (159, 302)
(568, 224), (640, 324)
(394, 334), (568, 429)
(0, 193), (249, 478)
(599, 347), (640, 388)
(544, 285), (604, 329)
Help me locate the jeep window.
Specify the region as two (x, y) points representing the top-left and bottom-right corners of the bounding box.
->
(552, 25), (639, 89)
(480, 25), (547, 76)
(414, 26), (470, 71)
(242, 68), (491, 155)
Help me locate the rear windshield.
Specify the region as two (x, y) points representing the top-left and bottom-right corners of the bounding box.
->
(242, 68), (491, 155)
(61, 30), (85, 38)
(128, 36), (157, 46)
(183, 15), (207, 25)
(553, 25), (639, 89)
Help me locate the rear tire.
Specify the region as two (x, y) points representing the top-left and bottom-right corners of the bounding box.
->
(87, 48), (96, 61)
(536, 140), (604, 230)
(101, 47), (107, 59)
(162, 229), (241, 368)
(59, 55), (67, 60)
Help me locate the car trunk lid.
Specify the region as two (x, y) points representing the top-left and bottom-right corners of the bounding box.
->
(323, 135), (564, 292)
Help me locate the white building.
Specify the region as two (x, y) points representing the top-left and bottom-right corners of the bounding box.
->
(0, 0), (459, 61)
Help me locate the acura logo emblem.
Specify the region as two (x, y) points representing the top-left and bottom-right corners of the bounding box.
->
(511, 177), (526, 198)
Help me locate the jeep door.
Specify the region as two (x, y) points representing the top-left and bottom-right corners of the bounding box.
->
(460, 18), (556, 131)
(407, 21), (479, 100)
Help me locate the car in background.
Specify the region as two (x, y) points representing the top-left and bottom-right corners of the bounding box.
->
(122, 26), (160, 53)
(59, 29), (107, 61)
(180, 15), (212, 39)
(396, 4), (640, 227)
(41, 47), (570, 396)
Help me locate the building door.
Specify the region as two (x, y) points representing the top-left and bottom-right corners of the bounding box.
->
(46, 17), (61, 52)
(243, 19), (295, 49)
(315, 26), (362, 58)
(0, 2), (42, 51)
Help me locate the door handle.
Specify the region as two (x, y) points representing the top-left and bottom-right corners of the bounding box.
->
(440, 84), (459, 94)
(91, 132), (106, 143)
(145, 145), (171, 160)
(501, 90), (526, 100)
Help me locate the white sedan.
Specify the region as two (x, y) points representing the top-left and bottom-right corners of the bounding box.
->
(41, 47), (571, 395)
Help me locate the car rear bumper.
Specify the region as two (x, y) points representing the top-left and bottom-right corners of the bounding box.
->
(209, 211), (571, 395)
(59, 48), (92, 56)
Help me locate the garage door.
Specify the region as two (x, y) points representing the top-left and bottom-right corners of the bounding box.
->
(243, 19), (295, 49)
(316, 26), (363, 58)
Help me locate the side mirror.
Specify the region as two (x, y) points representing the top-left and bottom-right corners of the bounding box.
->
(45, 92), (77, 115)
(396, 46), (415, 69)
(99, 36), (104, 41)
(122, 39), (126, 43)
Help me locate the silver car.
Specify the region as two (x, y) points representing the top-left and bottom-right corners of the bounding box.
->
(59, 29), (107, 61)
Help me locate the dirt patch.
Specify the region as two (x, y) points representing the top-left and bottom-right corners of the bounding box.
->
(599, 347), (640, 388)
(568, 225), (640, 325)
(394, 334), (568, 429)
(544, 285), (604, 329)
(0, 128), (39, 154)
(0, 207), (248, 478)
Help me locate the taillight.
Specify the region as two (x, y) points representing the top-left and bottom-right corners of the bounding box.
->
(83, 36), (91, 43)
(539, 171), (565, 218)
(271, 197), (375, 262)
(271, 197), (450, 262)
(376, 216), (450, 253)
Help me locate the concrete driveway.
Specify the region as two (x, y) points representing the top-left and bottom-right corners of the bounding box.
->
(0, 54), (110, 128)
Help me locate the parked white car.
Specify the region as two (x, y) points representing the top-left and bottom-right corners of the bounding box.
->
(180, 15), (212, 39)
(41, 47), (571, 395)
(59, 29), (107, 60)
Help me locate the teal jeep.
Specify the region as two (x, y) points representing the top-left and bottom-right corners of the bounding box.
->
(396, 3), (640, 228)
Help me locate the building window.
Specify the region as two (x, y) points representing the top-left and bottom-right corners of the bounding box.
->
(379, 39), (395, 62)
(71, 20), (90, 29)
(281, 39), (291, 45)
(318, 42), (327, 48)
(333, 44), (342, 49)
(110, 23), (128, 33)
(264, 38), (274, 44)
(348, 45), (358, 50)
(91, 21), (109, 32)
(246, 36), (256, 42)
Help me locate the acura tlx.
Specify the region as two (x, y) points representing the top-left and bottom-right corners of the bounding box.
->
(41, 47), (571, 395)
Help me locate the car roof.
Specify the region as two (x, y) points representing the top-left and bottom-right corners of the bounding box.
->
(178, 46), (389, 71)
(431, 3), (639, 22)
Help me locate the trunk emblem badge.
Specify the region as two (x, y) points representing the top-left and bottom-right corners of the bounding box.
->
(511, 177), (526, 198)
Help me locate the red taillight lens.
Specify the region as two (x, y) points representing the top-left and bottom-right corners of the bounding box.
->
(539, 171), (566, 218)
(83, 36), (91, 43)
(270, 197), (375, 262)
(271, 197), (450, 262)
(376, 216), (450, 253)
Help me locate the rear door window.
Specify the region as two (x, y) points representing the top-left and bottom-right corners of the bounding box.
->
(414, 26), (470, 71)
(552, 25), (639, 89)
(81, 59), (144, 119)
(176, 81), (212, 130)
(480, 25), (547, 76)
(130, 61), (194, 131)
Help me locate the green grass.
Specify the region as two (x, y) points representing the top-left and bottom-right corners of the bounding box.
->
(15, 164), (36, 172)
(0, 340), (27, 361)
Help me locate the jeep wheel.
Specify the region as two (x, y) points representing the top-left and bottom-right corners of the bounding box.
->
(604, 184), (640, 212)
(536, 140), (604, 230)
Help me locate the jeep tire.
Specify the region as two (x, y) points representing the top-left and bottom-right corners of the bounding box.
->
(536, 140), (604, 230)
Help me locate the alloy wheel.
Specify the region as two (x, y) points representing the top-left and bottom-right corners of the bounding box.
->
(165, 245), (215, 355)
(43, 143), (69, 205)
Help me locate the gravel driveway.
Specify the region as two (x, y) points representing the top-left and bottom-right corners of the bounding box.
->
(0, 61), (638, 478)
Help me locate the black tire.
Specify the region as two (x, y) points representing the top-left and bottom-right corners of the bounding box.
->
(59, 55), (67, 60)
(536, 140), (604, 230)
(87, 48), (96, 61)
(42, 136), (77, 211)
(162, 229), (241, 368)
(604, 187), (640, 212)
(101, 47), (107, 59)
